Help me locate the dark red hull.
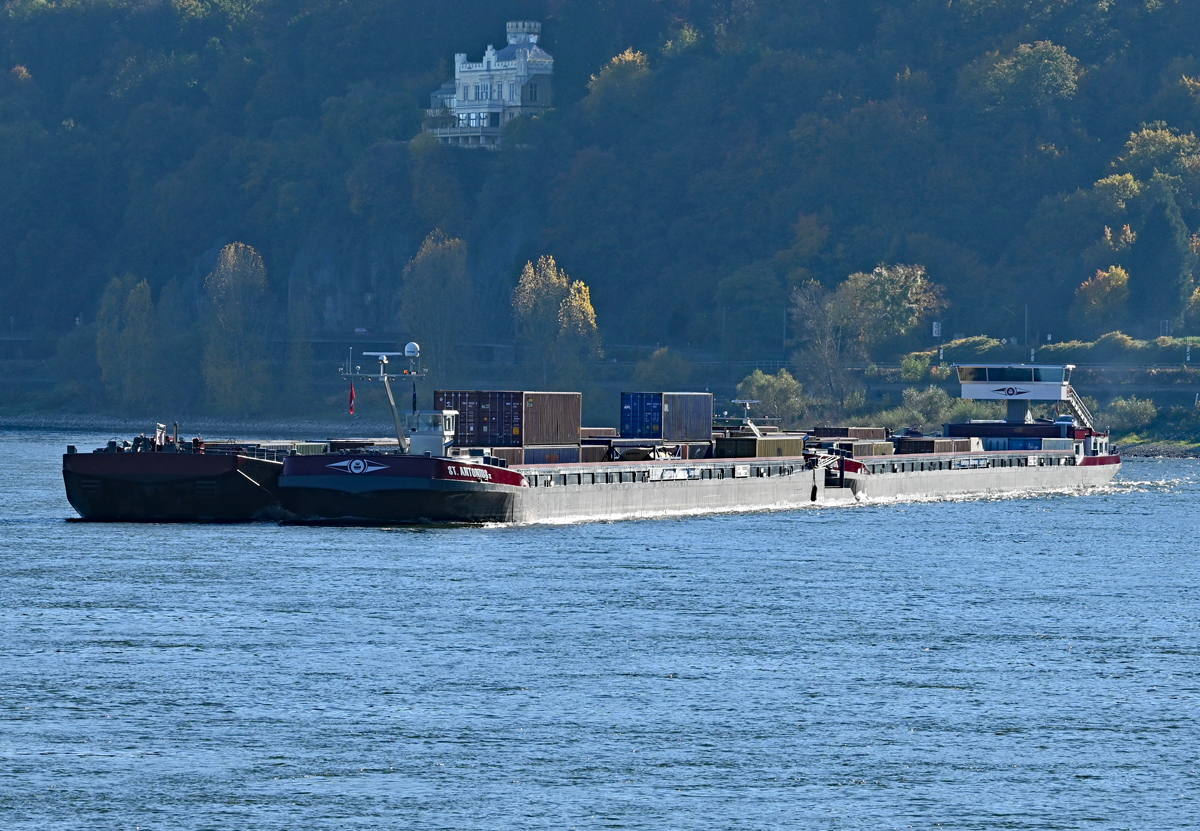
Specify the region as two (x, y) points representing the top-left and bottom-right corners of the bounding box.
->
(63, 452), (283, 521)
(277, 454), (526, 524)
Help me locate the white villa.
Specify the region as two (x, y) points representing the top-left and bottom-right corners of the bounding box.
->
(425, 21), (553, 148)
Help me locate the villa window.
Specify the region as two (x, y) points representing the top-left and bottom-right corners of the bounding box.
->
(509, 82), (515, 101)
(473, 84), (480, 100)
(528, 82), (537, 102)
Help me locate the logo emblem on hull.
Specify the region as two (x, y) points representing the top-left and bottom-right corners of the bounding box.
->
(326, 458), (389, 474)
(993, 387), (1029, 397)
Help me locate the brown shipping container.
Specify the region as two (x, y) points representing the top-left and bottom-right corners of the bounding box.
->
(522, 392), (582, 446)
(661, 393), (714, 442)
(715, 436), (806, 458)
(488, 447), (525, 466)
(896, 437), (968, 454)
(835, 440), (893, 457)
(847, 427), (888, 441)
(581, 444), (610, 463)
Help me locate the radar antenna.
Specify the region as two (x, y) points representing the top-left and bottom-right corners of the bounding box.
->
(343, 344), (424, 450)
(731, 399), (763, 438)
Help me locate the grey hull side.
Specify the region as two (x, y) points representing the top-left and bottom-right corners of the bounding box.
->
(510, 466), (843, 523)
(507, 461), (1120, 523)
(851, 460), (1119, 501)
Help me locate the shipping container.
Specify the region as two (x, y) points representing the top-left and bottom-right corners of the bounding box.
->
(834, 440), (894, 457)
(488, 446), (525, 466)
(522, 445), (582, 465)
(715, 436), (806, 458)
(847, 426), (888, 441)
(435, 390), (581, 447)
(809, 426), (849, 438)
(662, 393), (714, 442)
(1041, 438), (1076, 451)
(896, 437), (969, 454)
(621, 392), (714, 442)
(620, 392), (663, 439)
(581, 427), (618, 438)
(1008, 438), (1043, 451)
(523, 392), (582, 446)
(581, 444), (610, 463)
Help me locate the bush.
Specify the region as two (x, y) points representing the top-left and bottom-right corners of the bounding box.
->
(900, 353), (931, 382)
(1102, 396), (1159, 433)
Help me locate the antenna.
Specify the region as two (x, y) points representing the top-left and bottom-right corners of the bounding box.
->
(731, 399), (763, 438)
(362, 351), (404, 379)
(345, 349), (428, 450)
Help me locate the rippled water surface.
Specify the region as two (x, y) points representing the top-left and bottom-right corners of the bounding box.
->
(2, 432), (1198, 829)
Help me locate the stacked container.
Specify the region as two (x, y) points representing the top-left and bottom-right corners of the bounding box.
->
(714, 435), (806, 458)
(434, 391), (582, 464)
(895, 437), (972, 454)
(621, 392), (713, 442)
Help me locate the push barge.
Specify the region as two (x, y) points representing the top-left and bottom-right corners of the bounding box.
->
(63, 355), (1120, 524)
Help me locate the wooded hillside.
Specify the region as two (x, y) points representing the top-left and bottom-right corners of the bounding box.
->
(2, 0), (1199, 412)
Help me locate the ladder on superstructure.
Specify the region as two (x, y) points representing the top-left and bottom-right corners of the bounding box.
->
(1064, 385), (1095, 431)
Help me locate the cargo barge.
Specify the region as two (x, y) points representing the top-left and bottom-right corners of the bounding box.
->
(63, 358), (1120, 524)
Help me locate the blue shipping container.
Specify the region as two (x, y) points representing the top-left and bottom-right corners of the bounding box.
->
(1008, 438), (1042, 451)
(621, 392), (663, 439)
(522, 445), (582, 465)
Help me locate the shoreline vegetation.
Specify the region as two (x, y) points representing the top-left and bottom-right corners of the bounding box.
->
(7, 411), (1199, 458)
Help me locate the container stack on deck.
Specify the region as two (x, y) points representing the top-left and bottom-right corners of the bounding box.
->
(805, 426), (895, 458)
(434, 390), (582, 465)
(612, 392), (716, 459)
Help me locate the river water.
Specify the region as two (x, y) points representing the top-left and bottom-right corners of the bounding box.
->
(2, 431), (1197, 829)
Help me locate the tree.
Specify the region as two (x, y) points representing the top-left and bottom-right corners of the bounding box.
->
(790, 280), (859, 411)
(735, 369), (806, 427)
(96, 274), (155, 409)
(512, 254), (603, 385)
(983, 41), (1079, 111)
(836, 264), (943, 354)
(716, 261), (788, 360)
(401, 229), (472, 378)
(633, 347), (691, 390)
(1070, 266), (1130, 338)
(584, 48), (650, 119)
(557, 278), (602, 359)
(513, 254), (570, 382)
(203, 242), (269, 414)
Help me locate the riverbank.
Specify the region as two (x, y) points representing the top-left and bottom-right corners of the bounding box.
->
(0, 413), (393, 440)
(1114, 440), (1200, 458)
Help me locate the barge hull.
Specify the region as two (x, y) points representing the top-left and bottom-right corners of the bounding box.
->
(63, 453), (283, 521)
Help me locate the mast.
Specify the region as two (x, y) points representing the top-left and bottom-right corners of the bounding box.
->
(346, 343), (425, 452)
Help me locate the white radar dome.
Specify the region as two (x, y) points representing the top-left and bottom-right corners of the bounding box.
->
(404, 342), (420, 359)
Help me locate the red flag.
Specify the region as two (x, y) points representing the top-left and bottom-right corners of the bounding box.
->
(348, 382), (355, 415)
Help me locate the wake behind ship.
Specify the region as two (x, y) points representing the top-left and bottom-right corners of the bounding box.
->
(64, 355), (1120, 525)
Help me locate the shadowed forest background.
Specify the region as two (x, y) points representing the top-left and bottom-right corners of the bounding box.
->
(2, 0), (1200, 426)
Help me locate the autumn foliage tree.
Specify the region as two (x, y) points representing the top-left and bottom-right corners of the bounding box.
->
(401, 229), (472, 378)
(513, 255), (601, 384)
(1070, 266), (1130, 338)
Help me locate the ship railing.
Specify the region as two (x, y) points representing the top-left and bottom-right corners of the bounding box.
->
(1064, 385), (1096, 431)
